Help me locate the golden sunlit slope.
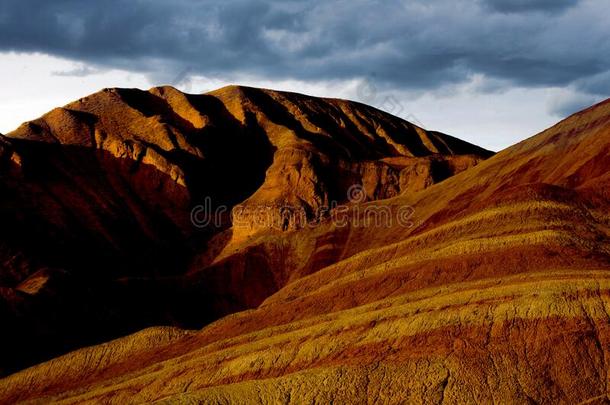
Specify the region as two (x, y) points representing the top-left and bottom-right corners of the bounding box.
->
(2, 95), (609, 404)
(0, 85), (490, 376)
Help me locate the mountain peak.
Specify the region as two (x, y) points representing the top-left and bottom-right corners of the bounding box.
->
(6, 85), (492, 223)
(0, 84), (492, 380)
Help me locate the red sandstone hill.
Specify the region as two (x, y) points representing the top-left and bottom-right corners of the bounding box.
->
(0, 85), (491, 377)
(4, 87), (610, 403)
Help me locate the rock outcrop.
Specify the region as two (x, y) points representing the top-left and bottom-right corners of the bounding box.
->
(207, 86), (490, 236)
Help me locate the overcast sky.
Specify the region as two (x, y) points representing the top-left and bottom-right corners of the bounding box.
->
(1, 0), (609, 151)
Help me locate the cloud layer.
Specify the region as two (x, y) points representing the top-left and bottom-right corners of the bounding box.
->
(1, 0), (608, 93)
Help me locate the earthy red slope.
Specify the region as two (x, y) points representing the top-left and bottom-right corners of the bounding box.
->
(2, 97), (609, 403)
(0, 85), (490, 376)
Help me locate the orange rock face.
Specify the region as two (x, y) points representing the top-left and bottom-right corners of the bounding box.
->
(0, 85), (490, 378)
(5, 88), (610, 404)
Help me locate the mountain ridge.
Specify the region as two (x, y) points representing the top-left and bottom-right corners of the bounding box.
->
(2, 92), (609, 403)
(0, 85), (491, 377)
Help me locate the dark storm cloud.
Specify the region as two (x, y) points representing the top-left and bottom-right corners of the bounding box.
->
(482, 0), (579, 14)
(0, 0), (609, 98)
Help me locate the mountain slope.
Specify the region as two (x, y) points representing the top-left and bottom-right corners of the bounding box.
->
(2, 97), (609, 403)
(0, 85), (490, 376)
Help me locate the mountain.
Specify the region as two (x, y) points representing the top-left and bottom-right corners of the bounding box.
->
(2, 93), (609, 404)
(0, 85), (491, 376)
